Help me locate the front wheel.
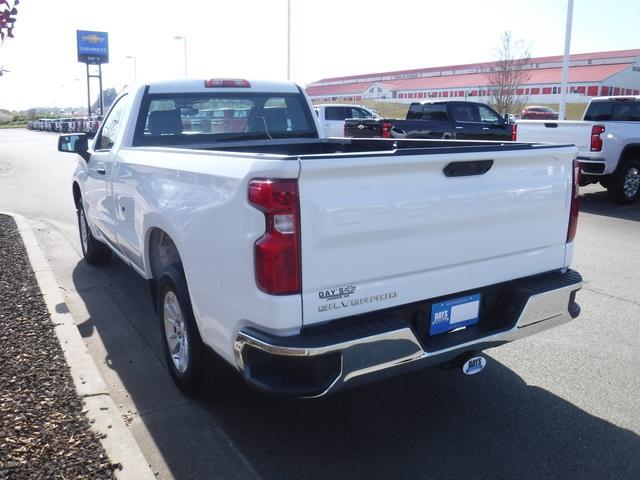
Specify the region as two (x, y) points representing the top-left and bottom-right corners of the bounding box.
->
(157, 265), (232, 396)
(607, 159), (640, 204)
(77, 204), (111, 265)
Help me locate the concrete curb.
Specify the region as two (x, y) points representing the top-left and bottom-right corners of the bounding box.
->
(4, 211), (156, 480)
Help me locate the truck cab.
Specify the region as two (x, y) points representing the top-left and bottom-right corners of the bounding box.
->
(314, 103), (379, 137)
(345, 101), (515, 141)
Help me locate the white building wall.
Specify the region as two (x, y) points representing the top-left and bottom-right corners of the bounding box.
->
(604, 66), (640, 90)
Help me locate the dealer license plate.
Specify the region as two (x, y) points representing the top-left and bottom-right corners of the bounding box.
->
(430, 293), (481, 336)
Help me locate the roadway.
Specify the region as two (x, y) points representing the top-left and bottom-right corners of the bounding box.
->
(1, 129), (639, 479)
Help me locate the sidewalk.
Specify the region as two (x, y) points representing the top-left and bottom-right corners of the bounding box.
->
(0, 213), (155, 480)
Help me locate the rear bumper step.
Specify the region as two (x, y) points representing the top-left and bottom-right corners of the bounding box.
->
(577, 156), (606, 176)
(234, 269), (582, 397)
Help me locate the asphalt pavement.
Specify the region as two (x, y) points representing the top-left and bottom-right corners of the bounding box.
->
(1, 129), (639, 480)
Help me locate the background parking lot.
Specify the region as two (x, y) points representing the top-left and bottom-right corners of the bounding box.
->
(1, 129), (638, 479)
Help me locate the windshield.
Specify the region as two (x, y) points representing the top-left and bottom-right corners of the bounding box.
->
(133, 92), (318, 146)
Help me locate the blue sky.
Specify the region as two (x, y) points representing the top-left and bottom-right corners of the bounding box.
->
(0, 0), (638, 110)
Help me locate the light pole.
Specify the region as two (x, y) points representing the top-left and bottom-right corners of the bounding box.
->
(125, 55), (137, 83)
(174, 35), (188, 77)
(559, 0), (574, 120)
(287, 0), (291, 80)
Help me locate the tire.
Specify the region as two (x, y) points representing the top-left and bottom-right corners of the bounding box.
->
(157, 264), (232, 397)
(607, 159), (640, 204)
(77, 204), (111, 265)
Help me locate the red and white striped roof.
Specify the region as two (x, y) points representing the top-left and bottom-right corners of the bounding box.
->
(312, 49), (640, 85)
(306, 63), (631, 97)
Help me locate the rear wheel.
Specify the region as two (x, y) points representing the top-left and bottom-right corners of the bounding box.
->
(77, 204), (111, 264)
(607, 159), (640, 204)
(157, 264), (232, 396)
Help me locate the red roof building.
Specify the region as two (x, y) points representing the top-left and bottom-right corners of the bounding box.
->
(306, 49), (640, 105)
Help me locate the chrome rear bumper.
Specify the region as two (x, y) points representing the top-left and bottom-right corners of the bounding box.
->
(234, 270), (582, 397)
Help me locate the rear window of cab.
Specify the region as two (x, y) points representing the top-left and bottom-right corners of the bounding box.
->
(133, 92), (318, 146)
(584, 100), (640, 122)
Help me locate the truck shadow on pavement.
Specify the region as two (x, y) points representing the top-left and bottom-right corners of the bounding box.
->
(72, 258), (640, 480)
(580, 190), (640, 221)
(207, 363), (640, 480)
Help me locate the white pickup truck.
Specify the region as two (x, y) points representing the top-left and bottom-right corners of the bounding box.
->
(313, 103), (379, 137)
(516, 96), (640, 203)
(57, 78), (582, 397)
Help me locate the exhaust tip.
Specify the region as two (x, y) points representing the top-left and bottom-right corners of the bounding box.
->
(462, 356), (487, 375)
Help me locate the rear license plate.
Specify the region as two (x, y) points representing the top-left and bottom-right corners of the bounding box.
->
(430, 293), (481, 336)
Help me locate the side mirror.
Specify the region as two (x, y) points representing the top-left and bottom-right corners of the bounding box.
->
(58, 133), (89, 161)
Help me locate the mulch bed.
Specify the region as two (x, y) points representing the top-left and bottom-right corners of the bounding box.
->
(0, 215), (116, 479)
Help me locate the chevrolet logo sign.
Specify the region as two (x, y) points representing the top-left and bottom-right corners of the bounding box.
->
(82, 34), (105, 44)
(357, 124), (366, 129)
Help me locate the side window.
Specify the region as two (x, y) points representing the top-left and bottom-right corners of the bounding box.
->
(96, 95), (129, 151)
(451, 104), (477, 122)
(421, 104), (449, 121)
(478, 105), (502, 124)
(349, 108), (370, 118)
(325, 107), (348, 121)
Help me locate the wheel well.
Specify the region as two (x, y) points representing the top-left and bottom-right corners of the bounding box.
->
(72, 182), (81, 209)
(618, 144), (640, 171)
(147, 228), (184, 312)
(148, 228), (182, 281)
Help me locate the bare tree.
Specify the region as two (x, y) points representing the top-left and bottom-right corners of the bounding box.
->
(487, 31), (531, 115)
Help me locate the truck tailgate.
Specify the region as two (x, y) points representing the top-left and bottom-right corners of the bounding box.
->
(298, 145), (576, 325)
(344, 119), (382, 138)
(516, 120), (593, 151)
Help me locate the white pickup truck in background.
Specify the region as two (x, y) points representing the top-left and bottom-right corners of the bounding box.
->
(313, 103), (379, 137)
(57, 78), (582, 398)
(516, 96), (640, 203)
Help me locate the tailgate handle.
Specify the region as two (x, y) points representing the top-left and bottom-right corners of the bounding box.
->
(443, 160), (493, 177)
(544, 122), (559, 128)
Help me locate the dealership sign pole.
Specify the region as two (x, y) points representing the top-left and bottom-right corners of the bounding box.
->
(287, 0), (291, 80)
(559, 0), (573, 120)
(76, 30), (109, 116)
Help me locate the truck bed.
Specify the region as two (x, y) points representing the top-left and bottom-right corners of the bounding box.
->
(159, 137), (564, 157)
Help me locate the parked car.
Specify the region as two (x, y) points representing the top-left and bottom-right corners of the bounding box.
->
(314, 104), (379, 137)
(516, 95), (640, 203)
(344, 101), (516, 141)
(57, 78), (582, 397)
(521, 106), (559, 120)
(85, 115), (103, 136)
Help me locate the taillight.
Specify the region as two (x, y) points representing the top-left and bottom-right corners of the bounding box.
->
(567, 159), (580, 242)
(511, 123), (518, 141)
(590, 124), (605, 152)
(381, 121), (392, 138)
(248, 179), (301, 295)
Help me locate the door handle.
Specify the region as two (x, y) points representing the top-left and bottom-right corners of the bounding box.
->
(96, 167), (106, 175)
(482, 127), (490, 130)
(455, 126), (464, 129)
